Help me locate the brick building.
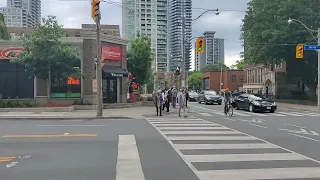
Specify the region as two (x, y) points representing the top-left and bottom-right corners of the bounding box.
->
(202, 70), (245, 91)
(0, 24), (128, 104)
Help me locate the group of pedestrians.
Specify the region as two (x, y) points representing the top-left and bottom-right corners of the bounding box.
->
(153, 86), (189, 118)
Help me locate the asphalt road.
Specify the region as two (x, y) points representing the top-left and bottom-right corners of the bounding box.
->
(177, 101), (320, 179)
(0, 119), (197, 180)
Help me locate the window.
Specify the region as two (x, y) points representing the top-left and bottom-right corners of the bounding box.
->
(51, 60), (81, 98)
(240, 75), (244, 82)
(230, 75), (236, 82)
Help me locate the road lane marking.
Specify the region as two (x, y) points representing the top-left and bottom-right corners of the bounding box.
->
(185, 153), (307, 162)
(116, 135), (145, 180)
(36, 125), (106, 127)
(175, 143), (277, 150)
(167, 136), (258, 141)
(0, 157), (15, 162)
(249, 123), (267, 128)
(158, 126), (229, 130)
(198, 167), (320, 179)
(289, 133), (320, 143)
(6, 162), (18, 168)
(163, 131), (242, 135)
(311, 131), (319, 135)
(1, 134), (97, 138)
(283, 123), (306, 128)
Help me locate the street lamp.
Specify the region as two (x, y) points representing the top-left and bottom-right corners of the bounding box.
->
(288, 18), (320, 110)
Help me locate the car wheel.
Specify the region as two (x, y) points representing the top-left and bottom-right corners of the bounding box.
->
(249, 104), (254, 112)
(205, 99), (208, 105)
(218, 103), (221, 105)
(198, 98), (201, 103)
(269, 110), (275, 113)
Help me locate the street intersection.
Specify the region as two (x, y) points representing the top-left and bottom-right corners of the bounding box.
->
(0, 103), (320, 179)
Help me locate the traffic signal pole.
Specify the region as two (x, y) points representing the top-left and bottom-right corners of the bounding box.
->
(181, 16), (186, 89)
(96, 17), (103, 117)
(91, 0), (102, 116)
(317, 28), (320, 110)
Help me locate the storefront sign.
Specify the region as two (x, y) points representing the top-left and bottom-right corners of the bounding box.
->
(0, 47), (24, 59)
(101, 46), (121, 61)
(67, 77), (80, 85)
(111, 73), (124, 77)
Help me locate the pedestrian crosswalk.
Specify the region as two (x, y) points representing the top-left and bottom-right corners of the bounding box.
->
(147, 117), (320, 180)
(197, 110), (320, 117)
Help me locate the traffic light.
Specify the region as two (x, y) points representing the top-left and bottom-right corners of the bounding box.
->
(296, 44), (304, 59)
(91, 0), (100, 21)
(195, 38), (204, 53)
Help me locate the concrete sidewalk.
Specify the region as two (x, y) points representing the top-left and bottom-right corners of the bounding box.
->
(278, 102), (319, 112)
(0, 106), (181, 120)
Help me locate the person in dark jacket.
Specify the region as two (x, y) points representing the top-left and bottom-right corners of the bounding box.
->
(154, 91), (163, 116)
(185, 90), (189, 107)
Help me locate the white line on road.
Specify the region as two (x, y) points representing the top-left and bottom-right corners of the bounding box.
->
(36, 125), (106, 127)
(175, 143), (277, 150)
(249, 123), (267, 128)
(64, 133), (70, 135)
(6, 162), (18, 168)
(301, 128), (308, 133)
(116, 135), (145, 180)
(289, 133), (320, 143)
(311, 131), (319, 135)
(224, 118), (235, 121)
(283, 123), (306, 128)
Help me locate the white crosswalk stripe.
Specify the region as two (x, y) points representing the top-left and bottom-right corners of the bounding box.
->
(197, 111), (320, 117)
(147, 117), (320, 180)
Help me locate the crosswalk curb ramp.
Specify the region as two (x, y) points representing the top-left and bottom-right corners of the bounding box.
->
(146, 117), (320, 179)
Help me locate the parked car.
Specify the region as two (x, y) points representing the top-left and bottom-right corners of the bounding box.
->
(198, 90), (222, 105)
(234, 93), (277, 113)
(188, 91), (198, 101)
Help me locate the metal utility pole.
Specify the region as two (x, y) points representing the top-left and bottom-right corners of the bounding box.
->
(181, 16), (186, 88)
(317, 28), (320, 110)
(91, 0), (102, 116)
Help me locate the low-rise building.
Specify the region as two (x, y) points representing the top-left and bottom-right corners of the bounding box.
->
(243, 62), (286, 97)
(0, 24), (128, 104)
(202, 70), (245, 91)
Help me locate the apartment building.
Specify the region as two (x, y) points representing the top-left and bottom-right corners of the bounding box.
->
(168, 0), (192, 72)
(1, 0), (41, 28)
(122, 0), (169, 73)
(194, 31), (225, 71)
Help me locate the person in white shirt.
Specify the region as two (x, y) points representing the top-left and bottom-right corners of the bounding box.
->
(178, 88), (187, 118)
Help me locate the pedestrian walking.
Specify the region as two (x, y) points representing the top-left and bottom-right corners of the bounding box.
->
(171, 86), (177, 108)
(178, 89), (187, 118)
(185, 90), (189, 108)
(154, 91), (163, 116)
(165, 90), (170, 112)
(161, 90), (166, 111)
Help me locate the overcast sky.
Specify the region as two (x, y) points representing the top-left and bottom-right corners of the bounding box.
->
(0, 0), (248, 68)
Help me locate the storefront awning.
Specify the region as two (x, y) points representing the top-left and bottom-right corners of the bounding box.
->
(102, 65), (128, 78)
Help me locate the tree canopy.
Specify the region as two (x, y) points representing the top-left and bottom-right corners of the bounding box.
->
(200, 63), (229, 73)
(127, 34), (153, 84)
(0, 13), (9, 40)
(187, 71), (202, 91)
(15, 15), (80, 100)
(232, 60), (244, 70)
(241, 0), (320, 93)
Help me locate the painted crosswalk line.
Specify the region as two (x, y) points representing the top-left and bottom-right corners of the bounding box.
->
(147, 117), (320, 180)
(197, 111), (320, 117)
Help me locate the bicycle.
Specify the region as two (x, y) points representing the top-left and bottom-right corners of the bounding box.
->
(224, 101), (234, 117)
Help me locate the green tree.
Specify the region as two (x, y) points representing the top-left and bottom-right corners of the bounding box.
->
(200, 63), (229, 73)
(187, 71), (202, 90)
(241, 0), (320, 96)
(14, 15), (80, 102)
(232, 59), (245, 70)
(127, 34), (153, 84)
(0, 13), (9, 40)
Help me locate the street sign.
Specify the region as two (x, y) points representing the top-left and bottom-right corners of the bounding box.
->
(304, 45), (320, 50)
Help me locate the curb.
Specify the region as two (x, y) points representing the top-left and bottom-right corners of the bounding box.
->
(278, 107), (320, 112)
(0, 116), (133, 120)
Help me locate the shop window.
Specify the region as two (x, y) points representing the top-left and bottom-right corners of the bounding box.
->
(230, 75), (236, 82)
(51, 60), (81, 98)
(239, 75), (244, 82)
(51, 76), (81, 98)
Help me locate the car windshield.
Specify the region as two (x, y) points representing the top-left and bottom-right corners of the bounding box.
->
(189, 92), (198, 95)
(204, 91), (217, 95)
(248, 94), (264, 100)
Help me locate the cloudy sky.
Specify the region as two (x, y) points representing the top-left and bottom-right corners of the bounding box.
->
(0, 0), (248, 68)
